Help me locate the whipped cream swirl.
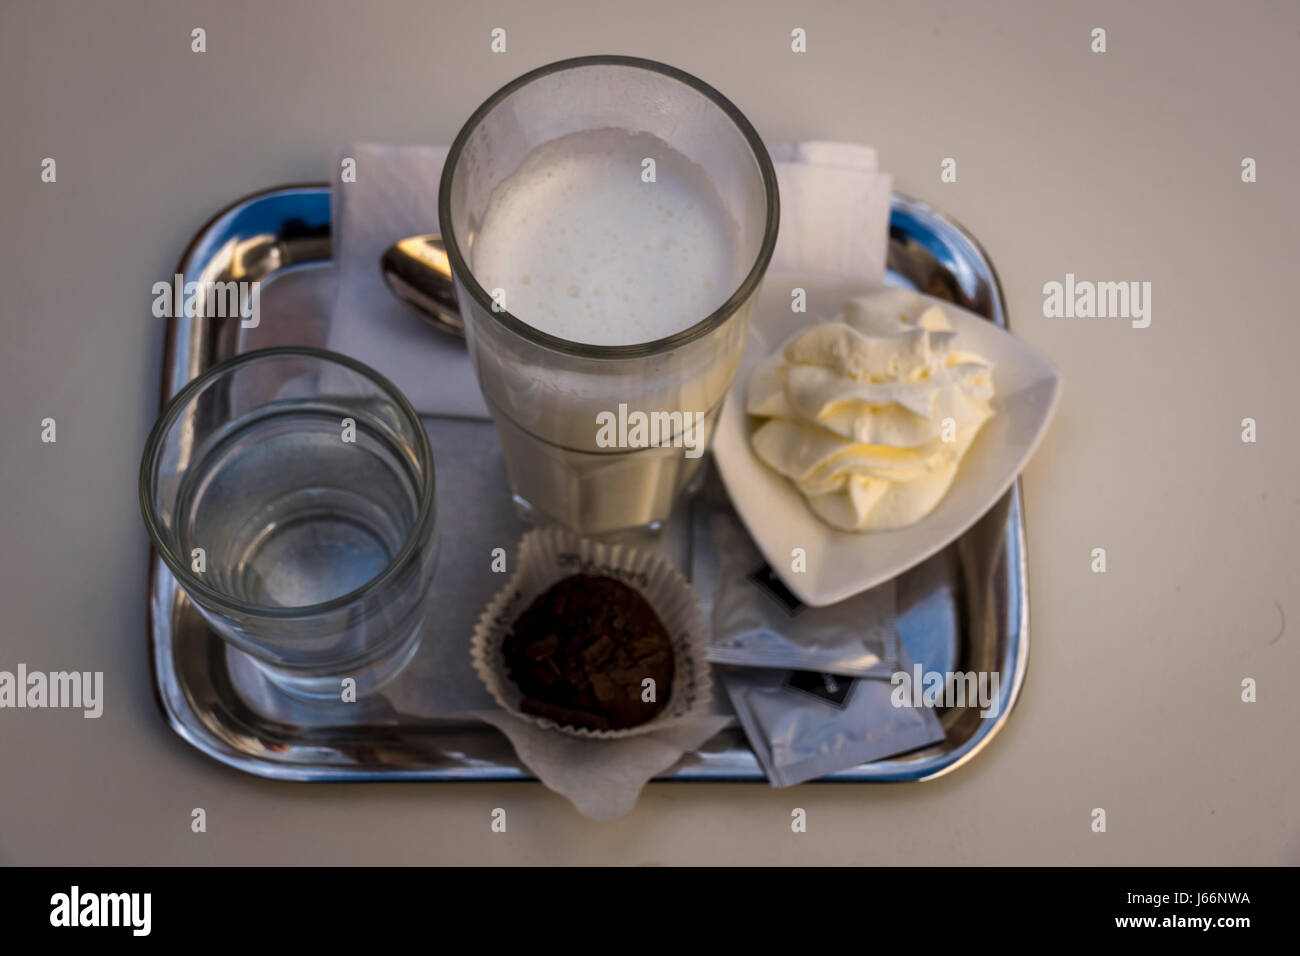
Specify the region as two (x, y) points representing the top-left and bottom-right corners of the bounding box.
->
(746, 290), (995, 532)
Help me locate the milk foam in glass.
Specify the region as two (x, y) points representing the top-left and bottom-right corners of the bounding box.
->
(472, 129), (741, 347)
(439, 57), (779, 535)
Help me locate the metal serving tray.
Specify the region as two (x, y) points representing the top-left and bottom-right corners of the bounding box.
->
(147, 183), (1029, 782)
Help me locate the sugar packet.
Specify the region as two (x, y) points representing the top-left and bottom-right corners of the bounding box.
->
(720, 655), (946, 787)
(695, 506), (900, 678)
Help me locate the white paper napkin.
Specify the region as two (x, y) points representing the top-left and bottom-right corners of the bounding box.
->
(327, 144), (489, 419)
(470, 710), (734, 821)
(326, 141), (891, 417)
(322, 140), (893, 819)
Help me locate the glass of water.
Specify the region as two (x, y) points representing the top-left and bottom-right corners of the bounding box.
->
(140, 347), (437, 700)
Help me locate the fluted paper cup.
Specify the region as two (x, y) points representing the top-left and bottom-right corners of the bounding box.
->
(471, 526), (712, 739)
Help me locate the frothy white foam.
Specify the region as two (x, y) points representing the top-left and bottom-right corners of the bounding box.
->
(471, 128), (742, 346)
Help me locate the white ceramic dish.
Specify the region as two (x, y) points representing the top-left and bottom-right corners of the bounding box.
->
(713, 275), (1061, 607)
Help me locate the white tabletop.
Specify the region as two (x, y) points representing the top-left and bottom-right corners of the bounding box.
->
(1, 0), (1295, 864)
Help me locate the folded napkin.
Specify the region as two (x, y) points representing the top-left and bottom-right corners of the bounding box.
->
(327, 141), (891, 417)
(323, 140), (893, 818)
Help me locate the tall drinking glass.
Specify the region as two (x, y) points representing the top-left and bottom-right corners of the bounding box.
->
(439, 55), (779, 536)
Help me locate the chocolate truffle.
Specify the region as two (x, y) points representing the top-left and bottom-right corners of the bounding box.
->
(502, 574), (675, 731)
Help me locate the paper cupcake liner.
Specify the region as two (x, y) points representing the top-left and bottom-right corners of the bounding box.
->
(471, 526), (713, 739)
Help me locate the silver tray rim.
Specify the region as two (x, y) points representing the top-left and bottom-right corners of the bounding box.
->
(146, 183), (1030, 784)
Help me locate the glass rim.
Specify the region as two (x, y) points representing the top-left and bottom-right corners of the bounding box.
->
(437, 54), (781, 360)
(139, 345), (437, 619)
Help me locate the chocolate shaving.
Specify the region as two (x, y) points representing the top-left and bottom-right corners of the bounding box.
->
(502, 574), (675, 730)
